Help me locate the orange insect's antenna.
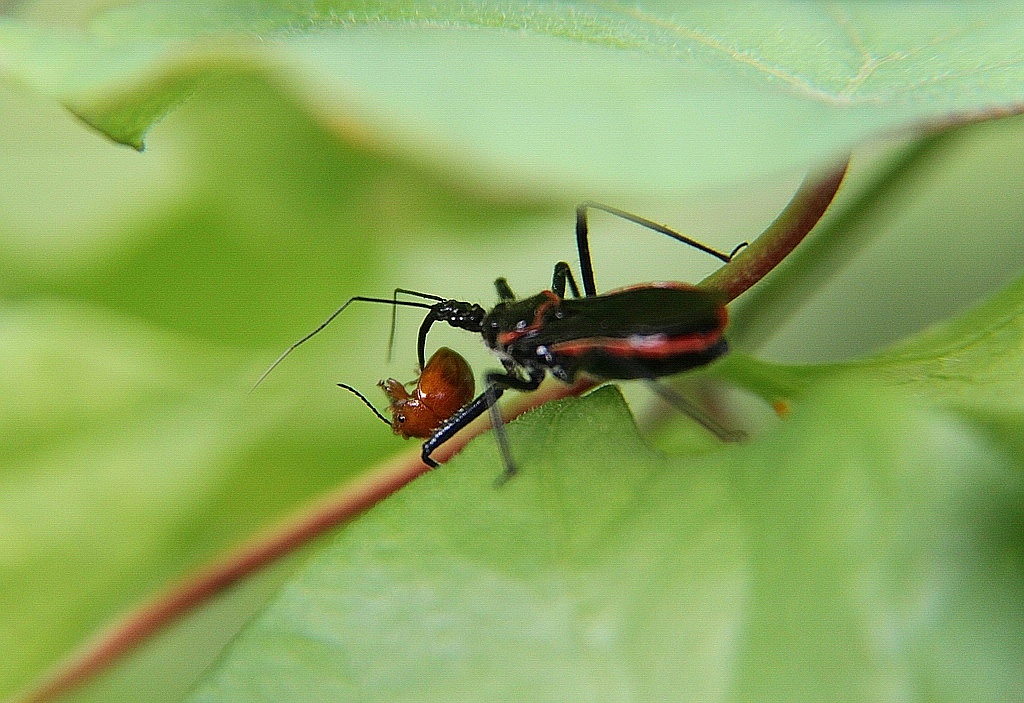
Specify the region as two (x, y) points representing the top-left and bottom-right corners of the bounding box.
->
(338, 347), (475, 440)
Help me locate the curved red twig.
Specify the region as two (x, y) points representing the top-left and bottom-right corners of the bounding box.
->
(701, 157), (849, 302)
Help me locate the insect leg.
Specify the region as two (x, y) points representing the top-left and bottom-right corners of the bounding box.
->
(574, 203), (598, 297)
(494, 277), (516, 301)
(644, 379), (746, 442)
(421, 368), (544, 483)
(550, 261), (582, 299)
(576, 201), (743, 296)
(485, 368), (545, 485)
(386, 288), (446, 364)
(420, 387), (504, 467)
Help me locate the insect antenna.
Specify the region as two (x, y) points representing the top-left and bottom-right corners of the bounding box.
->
(336, 383), (393, 426)
(252, 296), (436, 391)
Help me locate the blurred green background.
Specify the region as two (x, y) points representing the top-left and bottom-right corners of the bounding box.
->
(2, 2), (1024, 701)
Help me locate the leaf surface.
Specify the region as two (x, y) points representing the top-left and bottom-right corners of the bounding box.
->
(3, 2), (1024, 188)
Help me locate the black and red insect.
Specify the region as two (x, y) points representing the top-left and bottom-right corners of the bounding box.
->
(257, 202), (745, 483)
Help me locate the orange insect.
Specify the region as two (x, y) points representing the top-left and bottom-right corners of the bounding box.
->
(338, 347), (475, 439)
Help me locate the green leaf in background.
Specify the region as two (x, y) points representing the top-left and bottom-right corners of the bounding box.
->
(1, 1), (1023, 702)
(3, 2), (1024, 188)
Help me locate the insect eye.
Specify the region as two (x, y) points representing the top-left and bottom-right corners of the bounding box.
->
(396, 414), (406, 424)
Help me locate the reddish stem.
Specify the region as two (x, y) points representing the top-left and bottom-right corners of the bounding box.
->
(701, 157), (849, 302)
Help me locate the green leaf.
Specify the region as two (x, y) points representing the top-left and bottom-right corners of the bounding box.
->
(184, 379), (1023, 702)
(718, 264), (1024, 412)
(3, 2), (1024, 186)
